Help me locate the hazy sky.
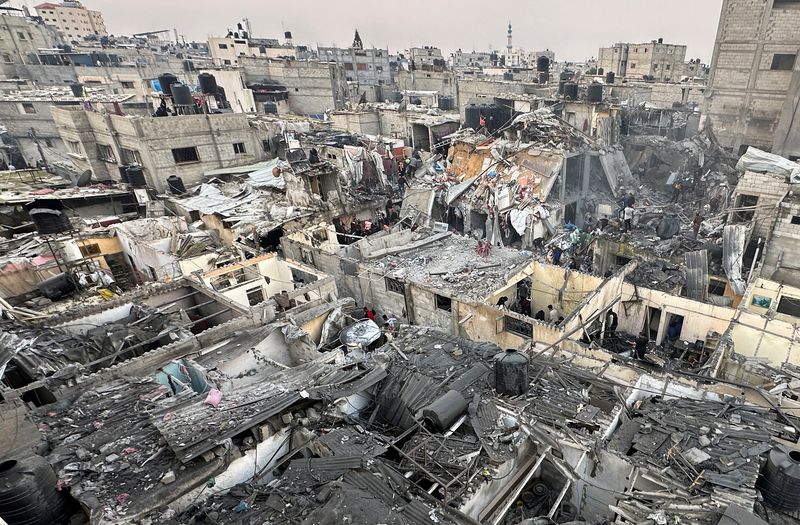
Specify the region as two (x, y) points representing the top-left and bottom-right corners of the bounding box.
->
(18, 0), (724, 62)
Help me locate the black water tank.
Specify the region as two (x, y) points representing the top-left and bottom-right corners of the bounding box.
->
(503, 71), (514, 81)
(538, 72), (550, 84)
(606, 71), (616, 84)
(587, 82), (603, 103)
(198, 72), (218, 95)
(167, 175), (186, 195)
(25, 201), (71, 234)
(422, 390), (469, 431)
(390, 90), (403, 103)
(465, 104), (480, 129)
(126, 165), (146, 188)
(264, 101), (278, 114)
(759, 445), (800, 511)
(438, 95), (454, 111)
(171, 82), (193, 106)
(0, 456), (70, 525)
(158, 72), (178, 96)
(69, 82), (82, 97)
(118, 165), (129, 183)
(495, 348), (529, 396)
(558, 81), (566, 95)
(563, 82), (579, 100)
(38, 272), (77, 300)
(537, 56), (550, 72)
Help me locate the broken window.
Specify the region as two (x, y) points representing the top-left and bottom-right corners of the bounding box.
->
(504, 315), (531, 337)
(707, 279), (726, 297)
(791, 216), (800, 225)
(630, 63), (636, 69)
(218, 43), (228, 49)
(67, 140), (81, 155)
(120, 148), (141, 165)
(20, 102), (35, 114)
(246, 287), (264, 306)
(385, 277), (405, 295)
(733, 194), (758, 223)
(777, 295), (800, 318)
(344, 63), (353, 70)
(435, 294), (452, 312)
(172, 146), (199, 164)
(771, 54), (796, 71)
(356, 63), (367, 71)
(96, 144), (115, 162)
(233, 142), (246, 154)
(121, 81), (135, 88)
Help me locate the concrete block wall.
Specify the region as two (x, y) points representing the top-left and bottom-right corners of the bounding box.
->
(731, 171), (789, 238)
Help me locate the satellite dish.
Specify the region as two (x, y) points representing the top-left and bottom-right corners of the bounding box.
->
(74, 170), (92, 187)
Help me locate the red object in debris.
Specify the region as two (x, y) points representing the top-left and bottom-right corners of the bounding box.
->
(115, 493), (129, 505)
(476, 240), (490, 257)
(93, 421), (103, 429)
(30, 188), (55, 195)
(122, 447), (138, 455)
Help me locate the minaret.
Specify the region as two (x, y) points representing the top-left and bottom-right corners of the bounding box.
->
(507, 22), (512, 54)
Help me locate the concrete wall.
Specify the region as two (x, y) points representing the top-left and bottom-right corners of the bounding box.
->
(395, 69), (457, 98)
(705, 0), (800, 154)
(241, 57), (347, 114)
(609, 82), (706, 109)
(763, 194), (800, 286)
(729, 170), (788, 239)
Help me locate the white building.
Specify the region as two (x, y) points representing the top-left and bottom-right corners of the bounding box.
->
(34, 1), (106, 41)
(208, 34), (296, 67)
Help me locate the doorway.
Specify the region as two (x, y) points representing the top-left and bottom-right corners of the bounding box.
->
(644, 307), (661, 340)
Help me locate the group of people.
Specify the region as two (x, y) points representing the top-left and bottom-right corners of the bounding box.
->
(533, 304), (564, 325)
(617, 192), (636, 233)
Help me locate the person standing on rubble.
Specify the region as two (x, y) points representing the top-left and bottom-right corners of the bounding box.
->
(671, 181), (683, 203)
(623, 204), (634, 233)
(692, 212), (704, 239)
(398, 171), (408, 196)
(548, 304), (560, 323)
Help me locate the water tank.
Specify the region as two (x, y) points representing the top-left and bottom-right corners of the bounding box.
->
(171, 82), (193, 106)
(422, 390), (468, 431)
(118, 165), (129, 183)
(167, 175), (186, 195)
(558, 81), (566, 95)
(537, 56), (550, 72)
(538, 72), (550, 84)
(495, 348), (529, 396)
(38, 272), (78, 300)
(198, 72), (218, 95)
(0, 456), (70, 525)
(157, 72), (178, 96)
(606, 71), (616, 84)
(126, 165), (146, 188)
(389, 90), (403, 103)
(503, 71), (514, 81)
(587, 82), (603, 103)
(758, 445), (800, 511)
(438, 95), (454, 111)
(264, 101), (278, 114)
(69, 82), (83, 97)
(465, 104), (480, 130)
(563, 82), (579, 100)
(25, 201), (71, 234)
(560, 71), (573, 82)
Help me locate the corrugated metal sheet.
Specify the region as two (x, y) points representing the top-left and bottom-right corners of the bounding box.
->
(684, 249), (709, 302)
(318, 427), (388, 458)
(723, 224), (749, 296)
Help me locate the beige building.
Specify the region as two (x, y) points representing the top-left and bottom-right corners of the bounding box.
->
(598, 39), (687, 81)
(35, 1), (106, 41)
(704, 0), (800, 158)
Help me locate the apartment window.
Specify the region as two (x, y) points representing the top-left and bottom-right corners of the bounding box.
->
(218, 43), (228, 49)
(654, 64), (659, 69)
(17, 32), (25, 40)
(791, 215), (800, 225)
(1, 54), (10, 64)
(172, 146), (199, 164)
(777, 295), (800, 318)
(771, 54), (796, 71)
(356, 63), (367, 71)
(233, 142), (246, 154)
(246, 287), (265, 306)
(96, 144), (116, 162)
(630, 63), (636, 68)
(385, 277), (405, 295)
(20, 103), (35, 114)
(120, 148), (142, 165)
(708, 279), (726, 296)
(733, 194), (759, 222)
(376, 65), (383, 72)
(223, 59), (231, 65)
(121, 81), (135, 88)
(666, 64), (671, 70)
(435, 294), (452, 312)
(67, 140), (81, 155)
